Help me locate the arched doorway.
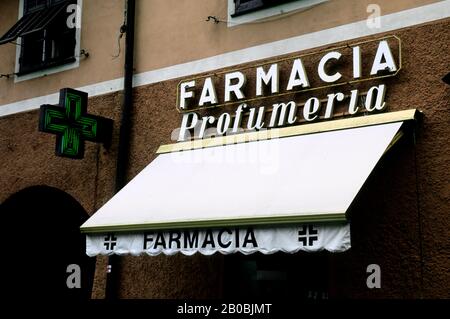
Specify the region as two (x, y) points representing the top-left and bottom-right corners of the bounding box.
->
(0, 186), (95, 300)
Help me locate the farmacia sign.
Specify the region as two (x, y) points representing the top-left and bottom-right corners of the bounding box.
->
(175, 36), (401, 141)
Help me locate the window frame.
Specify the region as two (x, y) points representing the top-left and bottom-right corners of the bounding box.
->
(24, 0), (47, 14)
(14, 0), (82, 82)
(227, 0), (328, 27)
(24, 0), (70, 14)
(232, 0), (298, 17)
(232, 0), (264, 17)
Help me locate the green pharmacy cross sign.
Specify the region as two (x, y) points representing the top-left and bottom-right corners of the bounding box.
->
(39, 88), (113, 159)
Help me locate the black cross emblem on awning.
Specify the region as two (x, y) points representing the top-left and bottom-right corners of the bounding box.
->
(104, 234), (117, 251)
(298, 225), (319, 246)
(39, 88), (113, 159)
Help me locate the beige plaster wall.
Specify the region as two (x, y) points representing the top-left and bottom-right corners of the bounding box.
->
(0, 0), (442, 106)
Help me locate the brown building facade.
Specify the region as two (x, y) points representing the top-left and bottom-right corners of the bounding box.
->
(0, 0), (449, 299)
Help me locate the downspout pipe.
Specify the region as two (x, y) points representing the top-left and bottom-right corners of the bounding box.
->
(106, 0), (136, 300)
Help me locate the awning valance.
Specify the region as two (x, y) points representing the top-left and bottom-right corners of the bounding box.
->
(86, 223), (351, 256)
(81, 109), (419, 256)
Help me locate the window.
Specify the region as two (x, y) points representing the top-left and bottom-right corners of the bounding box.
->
(0, 0), (78, 76)
(20, 0), (77, 75)
(228, 0), (327, 27)
(232, 0), (298, 17)
(25, 0), (57, 13)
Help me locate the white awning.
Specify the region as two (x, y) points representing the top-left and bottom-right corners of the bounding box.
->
(81, 109), (419, 256)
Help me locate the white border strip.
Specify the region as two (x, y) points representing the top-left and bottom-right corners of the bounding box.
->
(1, 0), (449, 117)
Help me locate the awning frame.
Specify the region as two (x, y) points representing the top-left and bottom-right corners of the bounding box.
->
(157, 109), (421, 154)
(80, 109), (421, 234)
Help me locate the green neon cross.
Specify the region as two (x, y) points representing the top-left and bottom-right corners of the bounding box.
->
(39, 88), (112, 159)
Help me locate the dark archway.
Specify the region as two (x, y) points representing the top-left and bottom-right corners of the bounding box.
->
(0, 186), (95, 300)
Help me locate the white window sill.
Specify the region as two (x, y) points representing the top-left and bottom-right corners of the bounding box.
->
(14, 58), (80, 83)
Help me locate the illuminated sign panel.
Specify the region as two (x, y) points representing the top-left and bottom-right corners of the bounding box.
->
(39, 88), (113, 159)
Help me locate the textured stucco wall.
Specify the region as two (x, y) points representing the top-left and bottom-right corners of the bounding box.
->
(0, 19), (448, 298)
